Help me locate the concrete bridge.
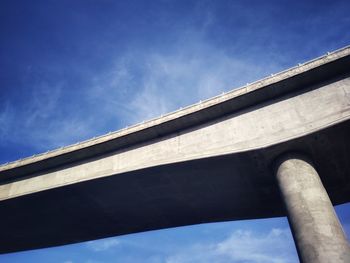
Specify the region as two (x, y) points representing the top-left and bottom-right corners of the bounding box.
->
(1, 46), (350, 262)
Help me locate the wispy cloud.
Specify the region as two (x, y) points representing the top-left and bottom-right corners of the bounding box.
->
(165, 228), (297, 263)
(86, 238), (120, 252)
(2, 1), (338, 157)
(0, 29), (285, 156)
(87, 36), (283, 126)
(73, 226), (297, 263)
(215, 228), (296, 263)
(23, 82), (62, 127)
(0, 81), (95, 152)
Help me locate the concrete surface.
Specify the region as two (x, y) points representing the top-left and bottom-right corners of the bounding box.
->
(0, 46), (350, 254)
(275, 154), (350, 263)
(1, 76), (350, 201)
(1, 46), (350, 182)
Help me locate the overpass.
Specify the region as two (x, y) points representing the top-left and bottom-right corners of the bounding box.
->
(1, 46), (350, 262)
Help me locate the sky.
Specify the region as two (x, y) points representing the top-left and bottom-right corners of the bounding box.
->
(0, 0), (349, 262)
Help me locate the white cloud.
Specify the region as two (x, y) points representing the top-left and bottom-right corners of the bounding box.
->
(88, 38), (282, 126)
(23, 82), (62, 127)
(0, 81), (96, 152)
(0, 25), (285, 155)
(216, 228), (296, 263)
(164, 228), (297, 263)
(86, 238), (120, 252)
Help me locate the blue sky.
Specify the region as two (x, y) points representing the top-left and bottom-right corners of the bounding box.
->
(0, 0), (349, 262)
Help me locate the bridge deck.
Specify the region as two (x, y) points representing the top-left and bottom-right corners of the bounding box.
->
(0, 46), (350, 254)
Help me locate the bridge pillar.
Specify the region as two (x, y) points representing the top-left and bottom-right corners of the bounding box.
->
(275, 154), (350, 263)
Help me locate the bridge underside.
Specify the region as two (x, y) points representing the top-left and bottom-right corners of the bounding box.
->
(0, 120), (349, 254)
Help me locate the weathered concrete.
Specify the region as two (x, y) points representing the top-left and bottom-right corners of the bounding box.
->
(275, 154), (350, 263)
(0, 46), (350, 254)
(1, 46), (350, 183)
(1, 76), (350, 202)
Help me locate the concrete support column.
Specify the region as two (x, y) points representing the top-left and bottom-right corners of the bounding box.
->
(275, 154), (350, 263)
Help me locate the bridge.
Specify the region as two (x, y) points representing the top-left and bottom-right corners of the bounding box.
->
(1, 46), (350, 262)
